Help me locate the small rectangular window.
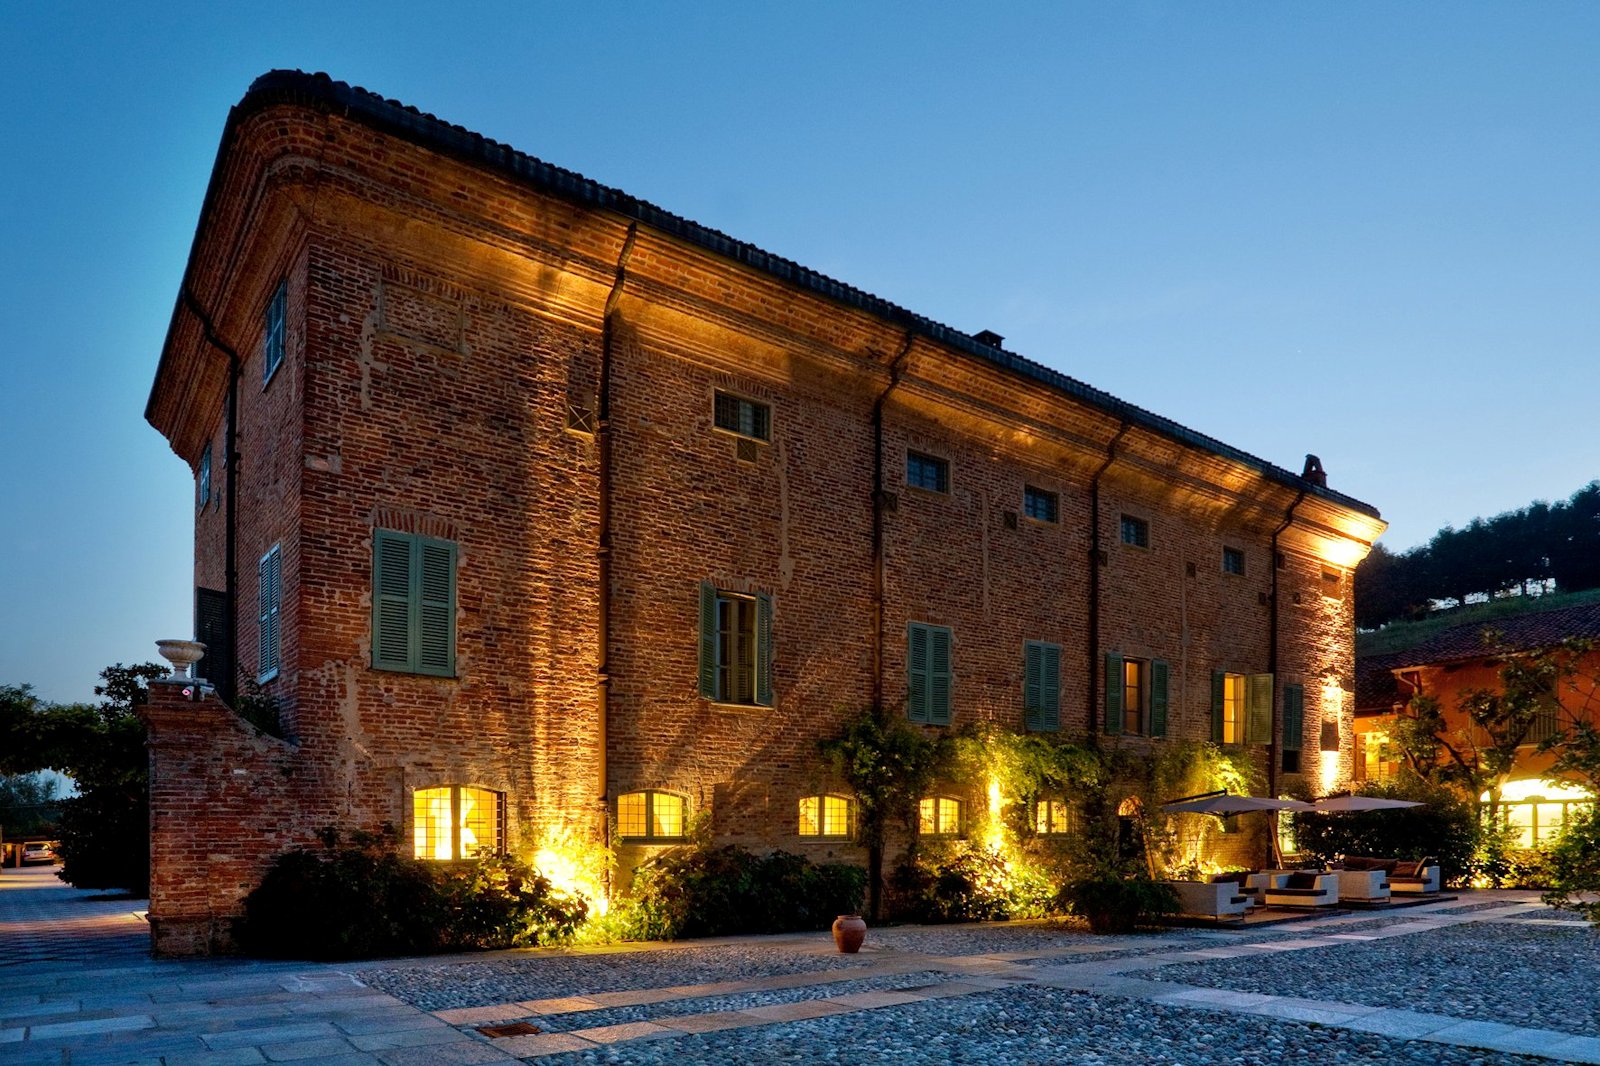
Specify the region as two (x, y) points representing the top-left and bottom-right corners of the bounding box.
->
(799, 795), (854, 839)
(1035, 799), (1071, 836)
(906, 451), (949, 493)
(713, 391), (771, 441)
(918, 796), (964, 837)
(413, 786), (503, 861)
(1223, 547), (1245, 575)
(1023, 486), (1058, 523)
(618, 790), (686, 842)
(263, 280), (287, 385)
(257, 544), (282, 682)
(1120, 514), (1149, 548)
(197, 444), (212, 513)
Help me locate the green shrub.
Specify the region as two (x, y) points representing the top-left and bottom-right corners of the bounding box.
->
(1291, 779), (1477, 885)
(618, 845), (865, 940)
(889, 843), (1055, 923)
(1056, 877), (1178, 934)
(1543, 806), (1600, 924)
(1468, 820), (1553, 888)
(238, 840), (587, 960)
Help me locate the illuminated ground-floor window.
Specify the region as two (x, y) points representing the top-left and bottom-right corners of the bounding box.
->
(919, 795), (964, 838)
(413, 785), (502, 861)
(798, 794), (855, 839)
(617, 790), (686, 843)
(1480, 779), (1596, 848)
(1034, 798), (1072, 836)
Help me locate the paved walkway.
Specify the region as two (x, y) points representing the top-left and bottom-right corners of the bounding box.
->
(0, 866), (1590, 1064)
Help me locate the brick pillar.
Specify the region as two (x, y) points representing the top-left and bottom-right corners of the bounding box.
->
(139, 679), (301, 956)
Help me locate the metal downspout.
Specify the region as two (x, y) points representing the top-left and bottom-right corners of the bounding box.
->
(1268, 490), (1307, 799)
(182, 286), (242, 707)
(596, 224), (638, 864)
(1087, 422), (1131, 735)
(870, 332), (915, 720)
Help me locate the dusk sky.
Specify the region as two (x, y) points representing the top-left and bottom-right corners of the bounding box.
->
(3, 3), (1597, 703)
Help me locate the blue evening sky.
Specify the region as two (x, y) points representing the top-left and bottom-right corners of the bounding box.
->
(3, 3), (1597, 703)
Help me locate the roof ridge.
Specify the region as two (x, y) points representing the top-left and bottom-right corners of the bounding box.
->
(231, 69), (1379, 519)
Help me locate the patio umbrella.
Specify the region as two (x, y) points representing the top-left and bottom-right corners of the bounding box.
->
(1161, 793), (1314, 815)
(1308, 796), (1423, 813)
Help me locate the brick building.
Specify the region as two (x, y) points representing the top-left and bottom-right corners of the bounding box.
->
(1354, 598), (1600, 845)
(143, 71), (1384, 955)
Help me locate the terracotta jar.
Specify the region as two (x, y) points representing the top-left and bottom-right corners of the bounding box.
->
(832, 914), (867, 953)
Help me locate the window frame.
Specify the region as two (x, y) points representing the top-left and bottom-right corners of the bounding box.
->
(1023, 485), (1058, 524)
(712, 390), (771, 442)
(197, 443), (212, 514)
(1119, 514), (1149, 548)
(1122, 657), (1147, 735)
(1034, 797), (1072, 836)
(1221, 672), (1246, 745)
(918, 795), (965, 839)
(699, 583), (774, 707)
(798, 793), (856, 840)
(412, 785), (503, 862)
(1222, 546), (1245, 575)
(262, 279), (287, 387)
(257, 544), (281, 683)
(907, 622), (953, 725)
(617, 789), (688, 844)
(906, 450), (950, 494)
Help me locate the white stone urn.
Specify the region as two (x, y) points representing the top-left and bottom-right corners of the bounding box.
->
(155, 639), (207, 682)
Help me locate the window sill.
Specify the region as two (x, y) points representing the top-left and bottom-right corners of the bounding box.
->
(618, 837), (687, 846)
(798, 835), (855, 843)
(706, 699), (772, 712)
(710, 426), (770, 446)
(372, 665), (460, 680)
(256, 668), (279, 684)
(905, 485), (950, 499)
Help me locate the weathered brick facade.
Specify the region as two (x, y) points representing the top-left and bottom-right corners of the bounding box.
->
(144, 72), (1384, 954)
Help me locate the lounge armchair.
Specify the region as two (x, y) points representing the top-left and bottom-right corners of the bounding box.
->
(1209, 871), (1265, 908)
(1389, 858), (1440, 895)
(1334, 868), (1391, 904)
(1261, 871), (1338, 908)
(1167, 880), (1250, 921)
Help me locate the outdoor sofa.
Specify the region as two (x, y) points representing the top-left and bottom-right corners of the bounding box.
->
(1260, 871), (1339, 908)
(1388, 858), (1441, 895)
(1167, 880), (1251, 921)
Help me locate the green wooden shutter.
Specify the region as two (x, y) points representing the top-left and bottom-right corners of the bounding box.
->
(258, 549), (280, 678)
(1211, 670), (1225, 744)
(1023, 642), (1043, 731)
(1103, 652), (1123, 735)
(929, 626), (952, 726)
(373, 531), (414, 671)
(1041, 642), (1061, 732)
(1150, 660), (1169, 737)
(1246, 672), (1274, 745)
(1283, 684), (1305, 752)
(755, 591), (774, 706)
(698, 582), (718, 700)
(907, 623), (929, 723)
(417, 537), (456, 677)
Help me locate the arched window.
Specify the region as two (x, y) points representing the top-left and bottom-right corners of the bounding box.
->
(1034, 798), (1072, 836)
(798, 794), (855, 840)
(413, 786), (502, 861)
(918, 795), (965, 838)
(617, 790), (687, 843)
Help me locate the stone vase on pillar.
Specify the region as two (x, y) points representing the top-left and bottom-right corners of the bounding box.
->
(155, 639), (207, 683)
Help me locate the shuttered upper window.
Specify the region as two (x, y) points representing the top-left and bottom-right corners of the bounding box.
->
(1282, 683), (1305, 773)
(1211, 671), (1274, 745)
(1023, 640), (1061, 732)
(372, 529), (457, 677)
(1103, 653), (1169, 737)
(197, 444), (212, 513)
(257, 545), (282, 682)
(908, 623), (953, 725)
(698, 583), (774, 706)
(263, 280), (286, 385)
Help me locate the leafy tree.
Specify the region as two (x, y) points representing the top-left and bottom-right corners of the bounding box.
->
(0, 772), (61, 844)
(0, 664), (165, 893)
(1542, 806), (1600, 924)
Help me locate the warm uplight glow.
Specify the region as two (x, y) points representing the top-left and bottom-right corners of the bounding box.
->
(1482, 779), (1595, 804)
(985, 779), (1004, 851)
(534, 846), (609, 916)
(1318, 681), (1344, 793)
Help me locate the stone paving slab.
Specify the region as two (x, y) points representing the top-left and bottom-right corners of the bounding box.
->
(654, 1009), (759, 1033)
(1340, 1008), (1462, 1039)
(490, 1031), (597, 1056)
(375, 1039), (516, 1063)
(568, 1019), (678, 1043)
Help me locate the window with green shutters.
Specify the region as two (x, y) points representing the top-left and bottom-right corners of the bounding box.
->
(698, 583), (774, 706)
(1104, 654), (1168, 736)
(1246, 672), (1274, 745)
(257, 545), (281, 682)
(1023, 640), (1061, 732)
(908, 623), (952, 725)
(372, 529), (457, 677)
(1213, 671), (1274, 745)
(1282, 683), (1305, 773)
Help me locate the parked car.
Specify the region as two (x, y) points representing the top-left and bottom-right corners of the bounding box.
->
(21, 842), (57, 865)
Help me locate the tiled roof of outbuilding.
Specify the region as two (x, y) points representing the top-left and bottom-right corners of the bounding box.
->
(174, 69), (1380, 521)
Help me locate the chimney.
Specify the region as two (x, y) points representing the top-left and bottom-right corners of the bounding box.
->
(1302, 454), (1327, 487)
(973, 330), (1004, 349)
